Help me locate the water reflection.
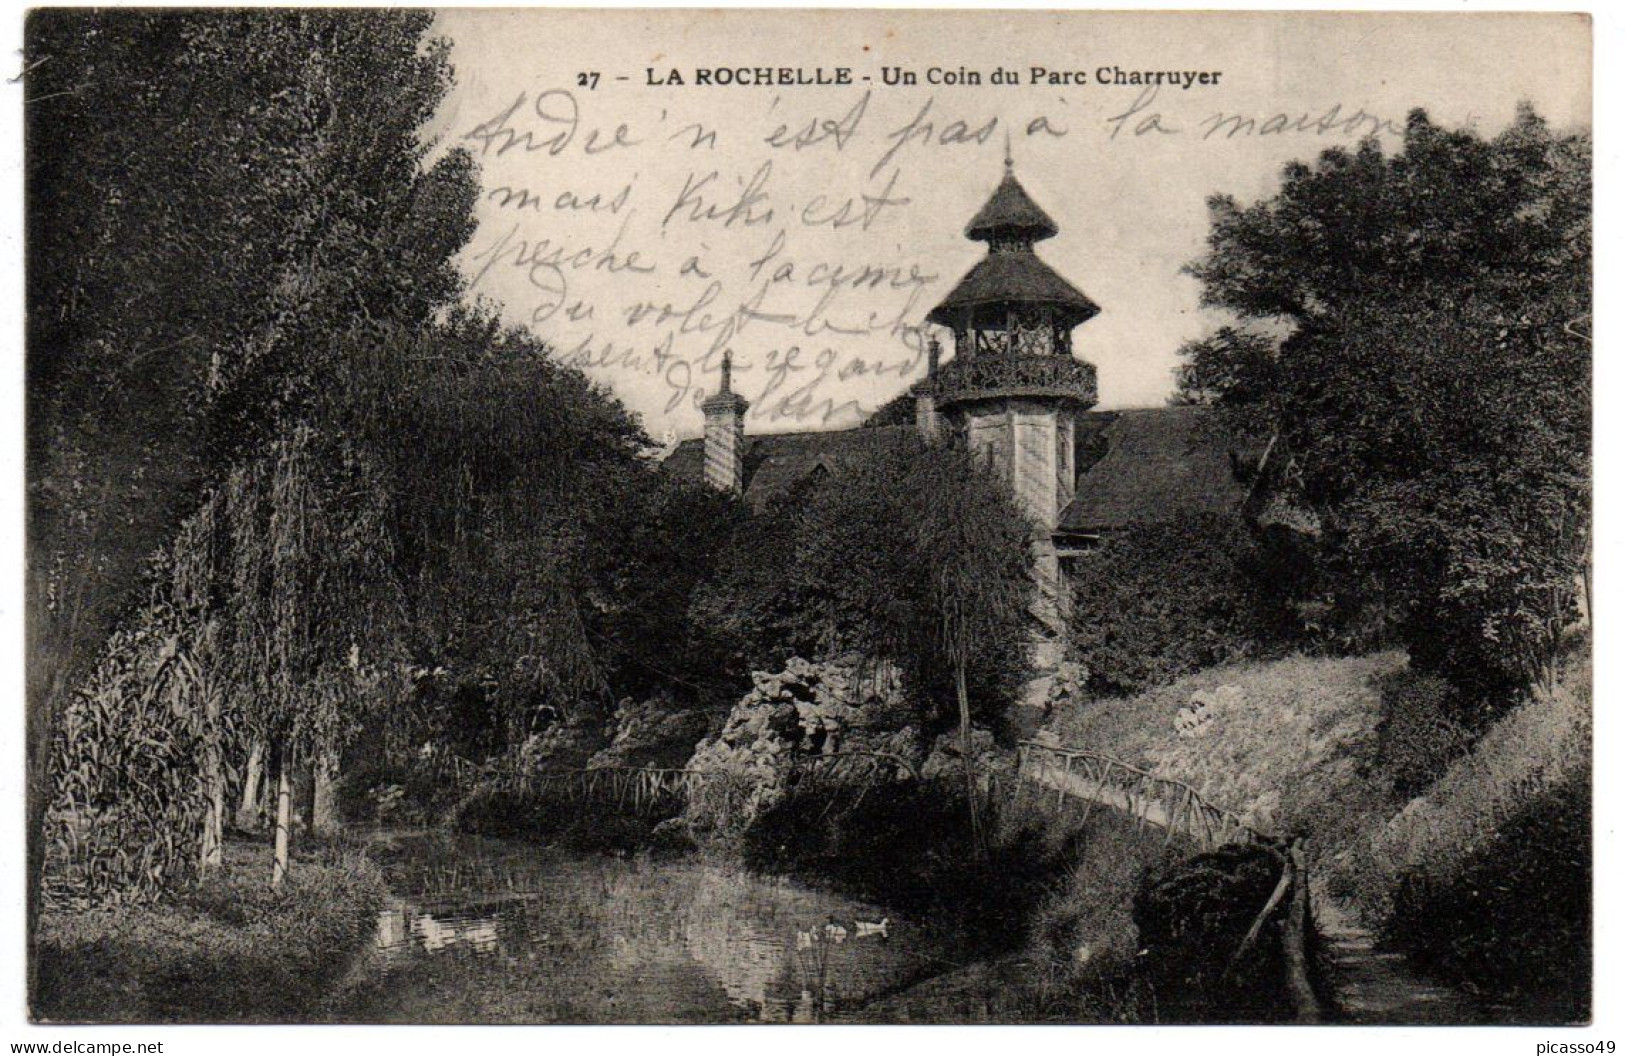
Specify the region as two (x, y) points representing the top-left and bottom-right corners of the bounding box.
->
(344, 832), (942, 1024)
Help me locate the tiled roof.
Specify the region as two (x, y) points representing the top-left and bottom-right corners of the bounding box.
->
(965, 172), (1060, 243)
(1057, 406), (1250, 533)
(666, 407), (1254, 532)
(927, 250), (1101, 328)
(662, 426), (918, 510)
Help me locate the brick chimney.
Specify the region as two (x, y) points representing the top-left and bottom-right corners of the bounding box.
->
(701, 352), (750, 494)
(913, 337), (942, 442)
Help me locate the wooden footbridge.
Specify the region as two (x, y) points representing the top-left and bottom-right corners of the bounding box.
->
(459, 739), (1266, 848)
(1017, 737), (1320, 1022)
(1015, 739), (1269, 851)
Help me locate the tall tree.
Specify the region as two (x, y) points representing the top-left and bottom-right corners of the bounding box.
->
(27, 8), (474, 939)
(326, 311), (653, 759)
(1178, 105), (1589, 707)
(695, 442), (1036, 747)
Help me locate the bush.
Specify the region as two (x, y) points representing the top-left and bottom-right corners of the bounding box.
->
(1374, 669), (1473, 797)
(1132, 843), (1294, 1022)
(1068, 514), (1283, 697)
(1386, 773), (1589, 1023)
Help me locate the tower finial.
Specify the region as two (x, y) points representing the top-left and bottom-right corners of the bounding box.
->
(1003, 128), (1013, 173)
(720, 350), (733, 394)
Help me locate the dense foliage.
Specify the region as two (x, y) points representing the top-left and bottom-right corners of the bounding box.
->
(1178, 105), (1590, 710)
(29, 10), (479, 900)
(694, 440), (1037, 739)
(1372, 669), (1473, 798)
(1387, 772), (1590, 1022)
(1067, 514), (1284, 697)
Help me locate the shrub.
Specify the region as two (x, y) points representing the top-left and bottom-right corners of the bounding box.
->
(1068, 514), (1282, 697)
(1374, 669), (1473, 797)
(1386, 772), (1590, 1023)
(1132, 843), (1294, 1022)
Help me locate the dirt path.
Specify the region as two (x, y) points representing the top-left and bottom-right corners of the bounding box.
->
(1021, 752), (1480, 1024)
(1312, 887), (1480, 1024)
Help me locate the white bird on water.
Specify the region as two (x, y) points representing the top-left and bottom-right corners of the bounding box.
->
(855, 917), (889, 939)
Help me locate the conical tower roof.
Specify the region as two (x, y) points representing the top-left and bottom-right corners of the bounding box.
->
(929, 158), (1099, 329)
(926, 253), (1099, 328)
(964, 160), (1059, 243)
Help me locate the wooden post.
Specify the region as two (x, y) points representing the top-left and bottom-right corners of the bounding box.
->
(1282, 841), (1321, 1023)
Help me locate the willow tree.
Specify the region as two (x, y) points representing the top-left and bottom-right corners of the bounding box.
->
(205, 425), (406, 887)
(326, 313), (650, 766)
(904, 449), (1035, 851)
(27, 6), (475, 933)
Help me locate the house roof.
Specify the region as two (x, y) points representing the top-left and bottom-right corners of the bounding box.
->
(1057, 406), (1251, 534)
(965, 171), (1060, 243)
(926, 250), (1101, 328)
(665, 406), (1254, 531)
(663, 425), (919, 510)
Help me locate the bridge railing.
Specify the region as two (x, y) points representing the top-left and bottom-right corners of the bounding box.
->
(464, 750), (923, 819)
(1016, 739), (1270, 851)
(1019, 737), (1320, 1021)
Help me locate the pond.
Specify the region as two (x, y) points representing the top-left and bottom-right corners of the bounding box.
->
(325, 831), (958, 1024)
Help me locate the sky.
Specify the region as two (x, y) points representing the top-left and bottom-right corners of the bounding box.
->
(428, 10), (1591, 439)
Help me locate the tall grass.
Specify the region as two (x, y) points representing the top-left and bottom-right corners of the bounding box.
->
(1327, 650), (1590, 925)
(34, 839), (388, 1023)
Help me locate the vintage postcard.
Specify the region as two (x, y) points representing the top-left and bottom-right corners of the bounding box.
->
(18, 6), (1593, 1034)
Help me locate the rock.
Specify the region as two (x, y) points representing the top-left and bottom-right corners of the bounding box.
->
(1176, 683), (1246, 738)
(587, 693), (711, 770)
(921, 727), (1004, 781)
(682, 656), (923, 839)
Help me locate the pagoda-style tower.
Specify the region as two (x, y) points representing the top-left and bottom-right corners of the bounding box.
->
(915, 154), (1100, 632)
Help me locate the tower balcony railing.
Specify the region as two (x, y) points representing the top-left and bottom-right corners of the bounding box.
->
(926, 352), (1098, 409)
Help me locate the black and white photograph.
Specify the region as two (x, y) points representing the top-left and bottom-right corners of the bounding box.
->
(9, 4), (1605, 1038)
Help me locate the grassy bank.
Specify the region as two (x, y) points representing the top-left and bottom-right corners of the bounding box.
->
(1049, 651), (1405, 861)
(34, 838), (388, 1023)
(1329, 650), (1591, 1021)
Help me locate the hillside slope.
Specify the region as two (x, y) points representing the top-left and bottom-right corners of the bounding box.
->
(1046, 651), (1406, 859)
